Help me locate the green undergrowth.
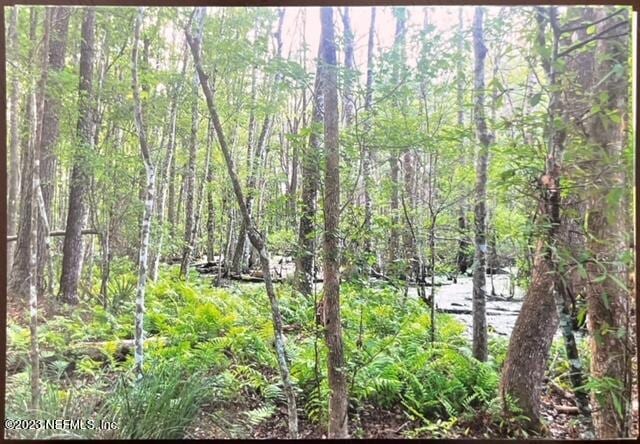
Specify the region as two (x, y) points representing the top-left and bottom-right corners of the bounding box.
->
(4, 266), (576, 438)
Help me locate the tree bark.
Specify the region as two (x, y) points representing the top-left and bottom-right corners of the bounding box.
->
(500, 7), (592, 430)
(37, 6), (71, 296)
(231, 11), (284, 274)
(9, 9), (38, 300)
(294, 47), (323, 297)
(7, 6), (20, 274)
(362, 7), (376, 262)
(320, 7), (349, 438)
(151, 49), (188, 281)
(582, 7), (631, 437)
(455, 8), (469, 276)
(386, 8), (406, 277)
(27, 89), (40, 411)
(471, 6), (490, 362)
(59, 7), (96, 305)
(342, 7), (355, 126)
(179, 72), (200, 278)
(131, 8), (156, 377)
(186, 14), (298, 437)
(500, 240), (559, 430)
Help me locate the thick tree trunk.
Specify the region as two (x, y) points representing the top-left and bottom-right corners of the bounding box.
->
(320, 7), (349, 438)
(582, 7), (631, 437)
(500, 7), (594, 430)
(59, 7), (96, 305)
(9, 9), (38, 300)
(500, 239), (559, 430)
(186, 17), (298, 437)
(471, 7), (490, 362)
(37, 6), (71, 296)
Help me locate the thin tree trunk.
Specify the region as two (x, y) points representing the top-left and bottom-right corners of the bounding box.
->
(7, 6), (20, 274)
(362, 7), (376, 262)
(27, 89), (40, 411)
(387, 8), (406, 277)
(179, 72), (200, 278)
(320, 7), (348, 438)
(205, 119), (216, 261)
(59, 7), (96, 304)
(151, 49), (188, 280)
(232, 10), (285, 274)
(342, 7), (355, 126)
(131, 8), (156, 377)
(186, 16), (298, 437)
(471, 6), (490, 362)
(294, 47), (323, 297)
(455, 7), (469, 276)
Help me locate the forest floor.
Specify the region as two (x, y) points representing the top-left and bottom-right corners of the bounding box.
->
(184, 386), (593, 439)
(5, 266), (637, 440)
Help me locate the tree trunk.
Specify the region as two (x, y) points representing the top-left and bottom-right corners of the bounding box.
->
(342, 7), (355, 126)
(471, 6), (490, 362)
(500, 7), (592, 430)
(186, 15), (298, 437)
(151, 50), (188, 281)
(500, 239), (559, 430)
(7, 6), (20, 274)
(387, 8), (406, 277)
(131, 8), (156, 377)
(28, 88), (40, 411)
(37, 6), (71, 296)
(455, 8), (469, 276)
(294, 47), (322, 297)
(9, 9), (38, 300)
(179, 72), (200, 278)
(582, 7), (631, 437)
(362, 7), (376, 262)
(59, 7), (96, 305)
(320, 7), (349, 438)
(205, 120), (216, 261)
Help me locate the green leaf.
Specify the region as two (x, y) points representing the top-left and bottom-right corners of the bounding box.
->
(606, 187), (623, 208)
(529, 92), (542, 107)
(593, 273), (607, 284)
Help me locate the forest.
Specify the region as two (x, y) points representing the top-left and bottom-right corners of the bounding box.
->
(3, 4), (637, 440)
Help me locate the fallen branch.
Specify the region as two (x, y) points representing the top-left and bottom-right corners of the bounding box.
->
(6, 229), (99, 242)
(554, 405), (580, 414)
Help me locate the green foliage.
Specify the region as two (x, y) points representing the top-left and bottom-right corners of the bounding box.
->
(108, 362), (208, 439)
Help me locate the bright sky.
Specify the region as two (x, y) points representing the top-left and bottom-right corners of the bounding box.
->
(279, 6), (479, 69)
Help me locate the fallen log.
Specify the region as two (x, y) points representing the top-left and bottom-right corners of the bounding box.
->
(70, 336), (168, 361)
(7, 337), (168, 375)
